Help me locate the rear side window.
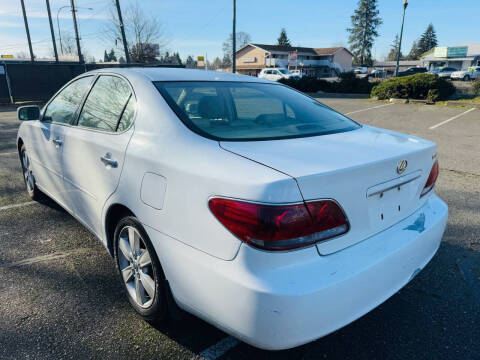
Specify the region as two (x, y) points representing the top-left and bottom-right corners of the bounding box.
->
(43, 76), (93, 124)
(155, 81), (359, 141)
(78, 75), (134, 132)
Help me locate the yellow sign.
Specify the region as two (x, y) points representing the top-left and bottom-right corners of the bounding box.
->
(197, 56), (204, 62)
(1, 55), (14, 59)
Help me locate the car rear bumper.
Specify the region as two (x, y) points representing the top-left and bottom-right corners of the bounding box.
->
(147, 194), (448, 350)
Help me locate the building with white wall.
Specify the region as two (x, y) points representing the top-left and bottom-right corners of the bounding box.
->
(421, 43), (480, 70)
(235, 44), (353, 77)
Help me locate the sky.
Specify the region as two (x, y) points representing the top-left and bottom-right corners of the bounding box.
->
(0, 0), (478, 62)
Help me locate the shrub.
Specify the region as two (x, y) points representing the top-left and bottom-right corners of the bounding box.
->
(279, 76), (335, 93)
(371, 73), (455, 101)
(472, 79), (480, 95)
(279, 72), (374, 94)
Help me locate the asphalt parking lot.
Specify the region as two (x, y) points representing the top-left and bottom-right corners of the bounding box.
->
(0, 99), (479, 360)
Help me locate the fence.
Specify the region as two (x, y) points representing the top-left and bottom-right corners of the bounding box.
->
(0, 61), (184, 103)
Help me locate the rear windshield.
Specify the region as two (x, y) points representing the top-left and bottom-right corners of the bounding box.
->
(154, 81), (360, 141)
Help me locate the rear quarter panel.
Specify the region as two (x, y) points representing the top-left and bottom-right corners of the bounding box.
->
(103, 78), (303, 260)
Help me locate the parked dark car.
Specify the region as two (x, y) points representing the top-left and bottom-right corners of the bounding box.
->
(397, 67), (428, 77)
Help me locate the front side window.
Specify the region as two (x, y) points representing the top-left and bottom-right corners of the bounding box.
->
(78, 75), (133, 131)
(155, 81), (360, 141)
(43, 76), (93, 124)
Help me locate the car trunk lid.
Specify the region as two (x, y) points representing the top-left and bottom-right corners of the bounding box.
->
(220, 126), (437, 255)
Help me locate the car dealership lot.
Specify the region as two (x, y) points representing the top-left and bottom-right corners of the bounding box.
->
(0, 99), (479, 359)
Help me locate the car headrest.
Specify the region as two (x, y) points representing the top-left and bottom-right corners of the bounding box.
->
(198, 96), (225, 120)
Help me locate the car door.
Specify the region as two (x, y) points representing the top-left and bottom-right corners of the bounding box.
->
(272, 70), (282, 81)
(474, 67), (480, 79)
(27, 76), (93, 209)
(61, 74), (136, 237)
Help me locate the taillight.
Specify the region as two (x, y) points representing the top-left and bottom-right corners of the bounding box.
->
(208, 198), (349, 251)
(420, 161), (439, 197)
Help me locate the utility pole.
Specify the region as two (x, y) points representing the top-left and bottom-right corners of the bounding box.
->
(232, 0), (236, 73)
(20, 0), (34, 62)
(115, 0), (130, 63)
(70, 0), (83, 63)
(46, 0), (59, 62)
(395, 0), (408, 77)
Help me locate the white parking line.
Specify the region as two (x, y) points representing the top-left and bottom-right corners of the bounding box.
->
(429, 108), (476, 130)
(344, 103), (393, 115)
(197, 336), (240, 360)
(0, 151), (17, 156)
(0, 201), (36, 211)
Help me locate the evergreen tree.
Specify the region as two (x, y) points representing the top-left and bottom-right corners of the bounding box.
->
(417, 23), (438, 55)
(108, 49), (117, 62)
(387, 34), (403, 61)
(407, 40), (421, 60)
(277, 28), (291, 47)
(185, 55), (197, 69)
(347, 0), (383, 66)
(174, 52), (182, 65)
(103, 50), (109, 62)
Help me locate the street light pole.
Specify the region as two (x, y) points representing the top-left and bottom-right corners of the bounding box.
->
(56, 5), (92, 56)
(232, 0), (236, 73)
(56, 5), (70, 54)
(395, 0), (408, 77)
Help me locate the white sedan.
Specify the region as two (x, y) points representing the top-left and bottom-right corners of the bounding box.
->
(16, 68), (447, 350)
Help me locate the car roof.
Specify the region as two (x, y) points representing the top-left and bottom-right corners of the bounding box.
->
(85, 67), (270, 83)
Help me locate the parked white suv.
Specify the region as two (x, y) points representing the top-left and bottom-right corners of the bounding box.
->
(450, 66), (480, 81)
(258, 68), (293, 81)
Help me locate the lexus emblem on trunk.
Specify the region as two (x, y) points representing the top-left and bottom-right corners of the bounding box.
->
(397, 159), (408, 174)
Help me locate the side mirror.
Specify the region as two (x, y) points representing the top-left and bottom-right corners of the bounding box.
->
(17, 105), (40, 121)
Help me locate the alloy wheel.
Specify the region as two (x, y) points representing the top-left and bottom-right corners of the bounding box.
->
(117, 226), (156, 308)
(22, 150), (35, 193)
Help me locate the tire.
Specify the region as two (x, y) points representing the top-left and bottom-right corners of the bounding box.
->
(19, 144), (42, 201)
(464, 75), (470, 81)
(114, 216), (167, 323)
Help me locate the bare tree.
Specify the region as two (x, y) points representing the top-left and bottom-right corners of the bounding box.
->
(211, 57), (223, 70)
(103, 0), (168, 63)
(15, 51), (32, 60)
(222, 31), (251, 66)
(59, 31), (77, 56)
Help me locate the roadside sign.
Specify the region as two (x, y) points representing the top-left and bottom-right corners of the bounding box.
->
(197, 55), (205, 68)
(1, 55), (14, 59)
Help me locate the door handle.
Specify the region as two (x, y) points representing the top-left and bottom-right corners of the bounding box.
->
(100, 153), (118, 168)
(52, 138), (62, 147)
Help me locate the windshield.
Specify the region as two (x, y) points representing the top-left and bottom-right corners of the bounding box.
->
(154, 81), (360, 141)
(278, 69), (289, 74)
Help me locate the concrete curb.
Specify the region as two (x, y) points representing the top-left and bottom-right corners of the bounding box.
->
(308, 92), (370, 99)
(388, 98), (435, 105)
(446, 101), (480, 108)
